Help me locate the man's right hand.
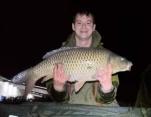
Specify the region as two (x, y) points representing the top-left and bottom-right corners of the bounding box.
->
(53, 64), (69, 92)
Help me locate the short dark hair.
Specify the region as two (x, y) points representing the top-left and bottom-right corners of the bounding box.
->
(72, 9), (95, 24)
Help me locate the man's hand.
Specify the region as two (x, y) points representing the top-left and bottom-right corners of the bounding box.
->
(96, 64), (113, 93)
(53, 64), (69, 92)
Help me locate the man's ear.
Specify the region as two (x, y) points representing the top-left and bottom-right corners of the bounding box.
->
(72, 23), (75, 31)
(93, 24), (96, 31)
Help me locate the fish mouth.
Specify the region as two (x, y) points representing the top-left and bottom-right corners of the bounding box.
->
(127, 62), (133, 71)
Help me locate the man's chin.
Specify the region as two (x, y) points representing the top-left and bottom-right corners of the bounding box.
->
(79, 35), (91, 40)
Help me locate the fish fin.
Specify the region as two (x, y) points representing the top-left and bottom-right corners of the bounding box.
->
(41, 76), (51, 83)
(24, 72), (38, 97)
(75, 81), (86, 92)
(11, 69), (28, 84)
(42, 47), (80, 59)
(24, 78), (36, 97)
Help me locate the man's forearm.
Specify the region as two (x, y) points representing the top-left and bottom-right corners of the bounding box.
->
(50, 85), (69, 102)
(97, 86), (116, 104)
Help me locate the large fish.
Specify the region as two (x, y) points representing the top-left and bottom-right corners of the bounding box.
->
(23, 47), (132, 96)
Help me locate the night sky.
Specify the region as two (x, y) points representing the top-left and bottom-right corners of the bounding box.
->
(0, 1), (148, 104)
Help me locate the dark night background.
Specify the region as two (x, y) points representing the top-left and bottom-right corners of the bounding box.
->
(0, 1), (149, 105)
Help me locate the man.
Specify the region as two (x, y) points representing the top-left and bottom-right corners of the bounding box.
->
(46, 10), (119, 106)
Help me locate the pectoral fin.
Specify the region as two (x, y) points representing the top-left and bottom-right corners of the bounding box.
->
(75, 81), (86, 92)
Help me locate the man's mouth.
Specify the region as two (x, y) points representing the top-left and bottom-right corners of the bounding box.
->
(80, 31), (88, 33)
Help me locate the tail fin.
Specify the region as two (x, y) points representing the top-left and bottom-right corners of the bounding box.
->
(11, 69), (28, 84)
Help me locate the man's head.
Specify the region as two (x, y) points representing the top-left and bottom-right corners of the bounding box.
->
(72, 10), (96, 41)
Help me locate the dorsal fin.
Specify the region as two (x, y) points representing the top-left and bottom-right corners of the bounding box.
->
(42, 47), (79, 59)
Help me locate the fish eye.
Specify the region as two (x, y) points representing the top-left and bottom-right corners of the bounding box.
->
(121, 58), (124, 61)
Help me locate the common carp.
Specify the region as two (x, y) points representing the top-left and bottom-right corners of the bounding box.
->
(23, 47), (133, 96)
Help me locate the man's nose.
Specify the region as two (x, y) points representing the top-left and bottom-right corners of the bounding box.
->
(81, 23), (86, 28)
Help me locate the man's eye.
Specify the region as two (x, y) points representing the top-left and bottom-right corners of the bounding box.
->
(87, 22), (92, 25)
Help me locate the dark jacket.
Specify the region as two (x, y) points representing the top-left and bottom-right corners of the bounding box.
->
(46, 31), (119, 106)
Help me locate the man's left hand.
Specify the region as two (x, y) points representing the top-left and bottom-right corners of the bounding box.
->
(96, 64), (113, 93)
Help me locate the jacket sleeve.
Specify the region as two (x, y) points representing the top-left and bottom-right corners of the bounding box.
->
(96, 75), (119, 104)
(46, 80), (69, 102)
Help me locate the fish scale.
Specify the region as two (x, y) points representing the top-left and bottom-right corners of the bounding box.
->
(20, 47), (132, 96)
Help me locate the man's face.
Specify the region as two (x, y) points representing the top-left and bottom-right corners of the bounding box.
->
(72, 14), (96, 40)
